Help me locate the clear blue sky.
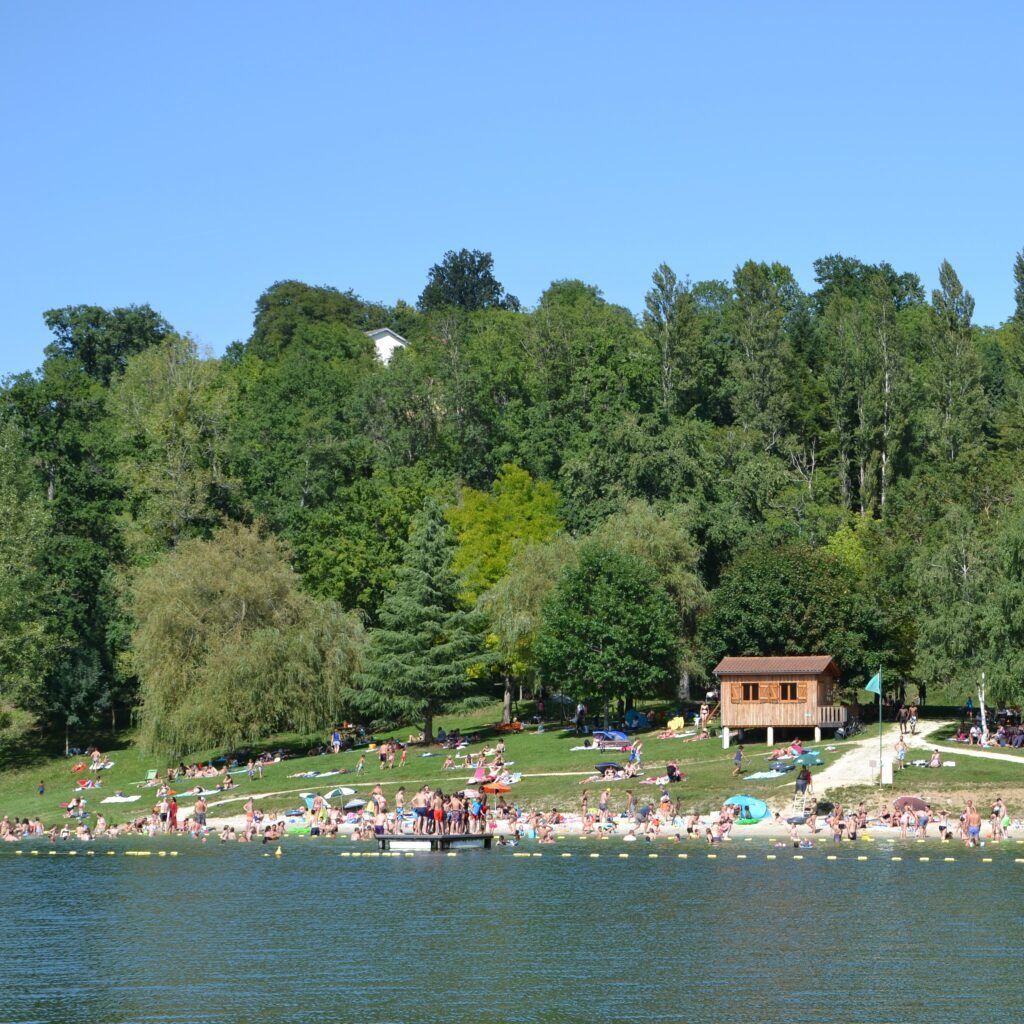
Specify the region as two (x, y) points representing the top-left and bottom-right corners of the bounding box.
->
(2, 2), (1022, 378)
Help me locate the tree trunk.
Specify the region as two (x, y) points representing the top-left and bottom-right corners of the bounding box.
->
(978, 678), (989, 745)
(501, 673), (512, 725)
(424, 709), (434, 745)
(678, 668), (690, 703)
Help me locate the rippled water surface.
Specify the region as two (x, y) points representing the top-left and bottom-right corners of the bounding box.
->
(2, 837), (1022, 1023)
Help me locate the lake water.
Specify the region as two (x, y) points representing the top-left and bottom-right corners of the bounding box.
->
(2, 836), (1021, 1023)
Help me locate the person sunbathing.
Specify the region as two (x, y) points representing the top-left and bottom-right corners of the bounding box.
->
(928, 749), (941, 768)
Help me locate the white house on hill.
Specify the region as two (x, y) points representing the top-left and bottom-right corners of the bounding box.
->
(366, 327), (407, 364)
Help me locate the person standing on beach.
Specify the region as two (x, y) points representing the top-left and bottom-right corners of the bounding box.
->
(918, 805), (931, 838)
(411, 788), (426, 834)
(625, 789), (636, 822)
(828, 810), (843, 843)
(598, 788), (610, 824)
(965, 801), (982, 846)
(895, 736), (907, 770)
(991, 797), (1006, 841)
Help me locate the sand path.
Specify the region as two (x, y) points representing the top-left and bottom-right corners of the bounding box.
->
(810, 719), (945, 793)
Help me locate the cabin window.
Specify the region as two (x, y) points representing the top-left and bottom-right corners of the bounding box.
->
(742, 683), (760, 701)
(780, 683), (798, 701)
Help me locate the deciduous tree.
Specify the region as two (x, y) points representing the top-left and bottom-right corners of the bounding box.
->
(447, 464), (563, 604)
(535, 543), (677, 709)
(417, 249), (520, 313)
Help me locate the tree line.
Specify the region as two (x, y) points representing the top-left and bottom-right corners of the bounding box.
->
(4, 247), (1024, 753)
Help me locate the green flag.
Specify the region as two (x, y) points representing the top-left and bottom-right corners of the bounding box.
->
(865, 671), (882, 695)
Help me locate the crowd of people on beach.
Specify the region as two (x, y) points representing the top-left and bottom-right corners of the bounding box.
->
(3, 788), (1019, 850)
(6, 716), (1023, 852)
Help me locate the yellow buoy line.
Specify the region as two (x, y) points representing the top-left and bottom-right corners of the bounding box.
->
(7, 842), (1024, 863)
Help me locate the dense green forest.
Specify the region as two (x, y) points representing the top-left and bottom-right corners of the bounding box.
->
(4, 247), (1024, 754)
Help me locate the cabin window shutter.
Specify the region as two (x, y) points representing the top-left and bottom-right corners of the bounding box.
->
(796, 682), (807, 701)
(731, 682), (743, 702)
(764, 682), (780, 703)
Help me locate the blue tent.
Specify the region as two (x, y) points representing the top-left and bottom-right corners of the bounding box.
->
(623, 710), (650, 730)
(723, 795), (771, 820)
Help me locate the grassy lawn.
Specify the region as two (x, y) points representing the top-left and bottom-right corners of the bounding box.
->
(7, 703), (1024, 828)
(0, 703), (873, 826)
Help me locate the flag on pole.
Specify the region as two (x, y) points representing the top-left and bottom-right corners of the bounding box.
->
(865, 671), (882, 695)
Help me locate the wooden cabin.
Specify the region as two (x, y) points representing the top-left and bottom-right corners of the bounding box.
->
(712, 655), (847, 746)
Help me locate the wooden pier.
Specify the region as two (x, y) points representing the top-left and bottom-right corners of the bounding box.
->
(376, 833), (493, 852)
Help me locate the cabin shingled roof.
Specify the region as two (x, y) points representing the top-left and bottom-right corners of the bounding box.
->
(713, 655), (840, 677)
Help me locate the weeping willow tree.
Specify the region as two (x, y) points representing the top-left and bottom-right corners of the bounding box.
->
(130, 522), (364, 755)
(478, 534), (577, 722)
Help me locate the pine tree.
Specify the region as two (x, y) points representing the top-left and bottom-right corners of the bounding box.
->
(359, 502), (487, 741)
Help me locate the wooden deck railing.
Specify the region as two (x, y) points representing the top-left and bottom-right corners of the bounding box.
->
(817, 705), (847, 725)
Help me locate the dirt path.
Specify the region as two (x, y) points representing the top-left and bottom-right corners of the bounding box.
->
(811, 720), (945, 794)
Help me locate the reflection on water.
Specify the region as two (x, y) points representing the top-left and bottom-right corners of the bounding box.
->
(2, 839), (1021, 1023)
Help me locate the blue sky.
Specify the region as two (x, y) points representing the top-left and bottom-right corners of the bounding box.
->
(2, 2), (1022, 378)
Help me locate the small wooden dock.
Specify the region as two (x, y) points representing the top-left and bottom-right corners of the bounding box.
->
(376, 833), (492, 852)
